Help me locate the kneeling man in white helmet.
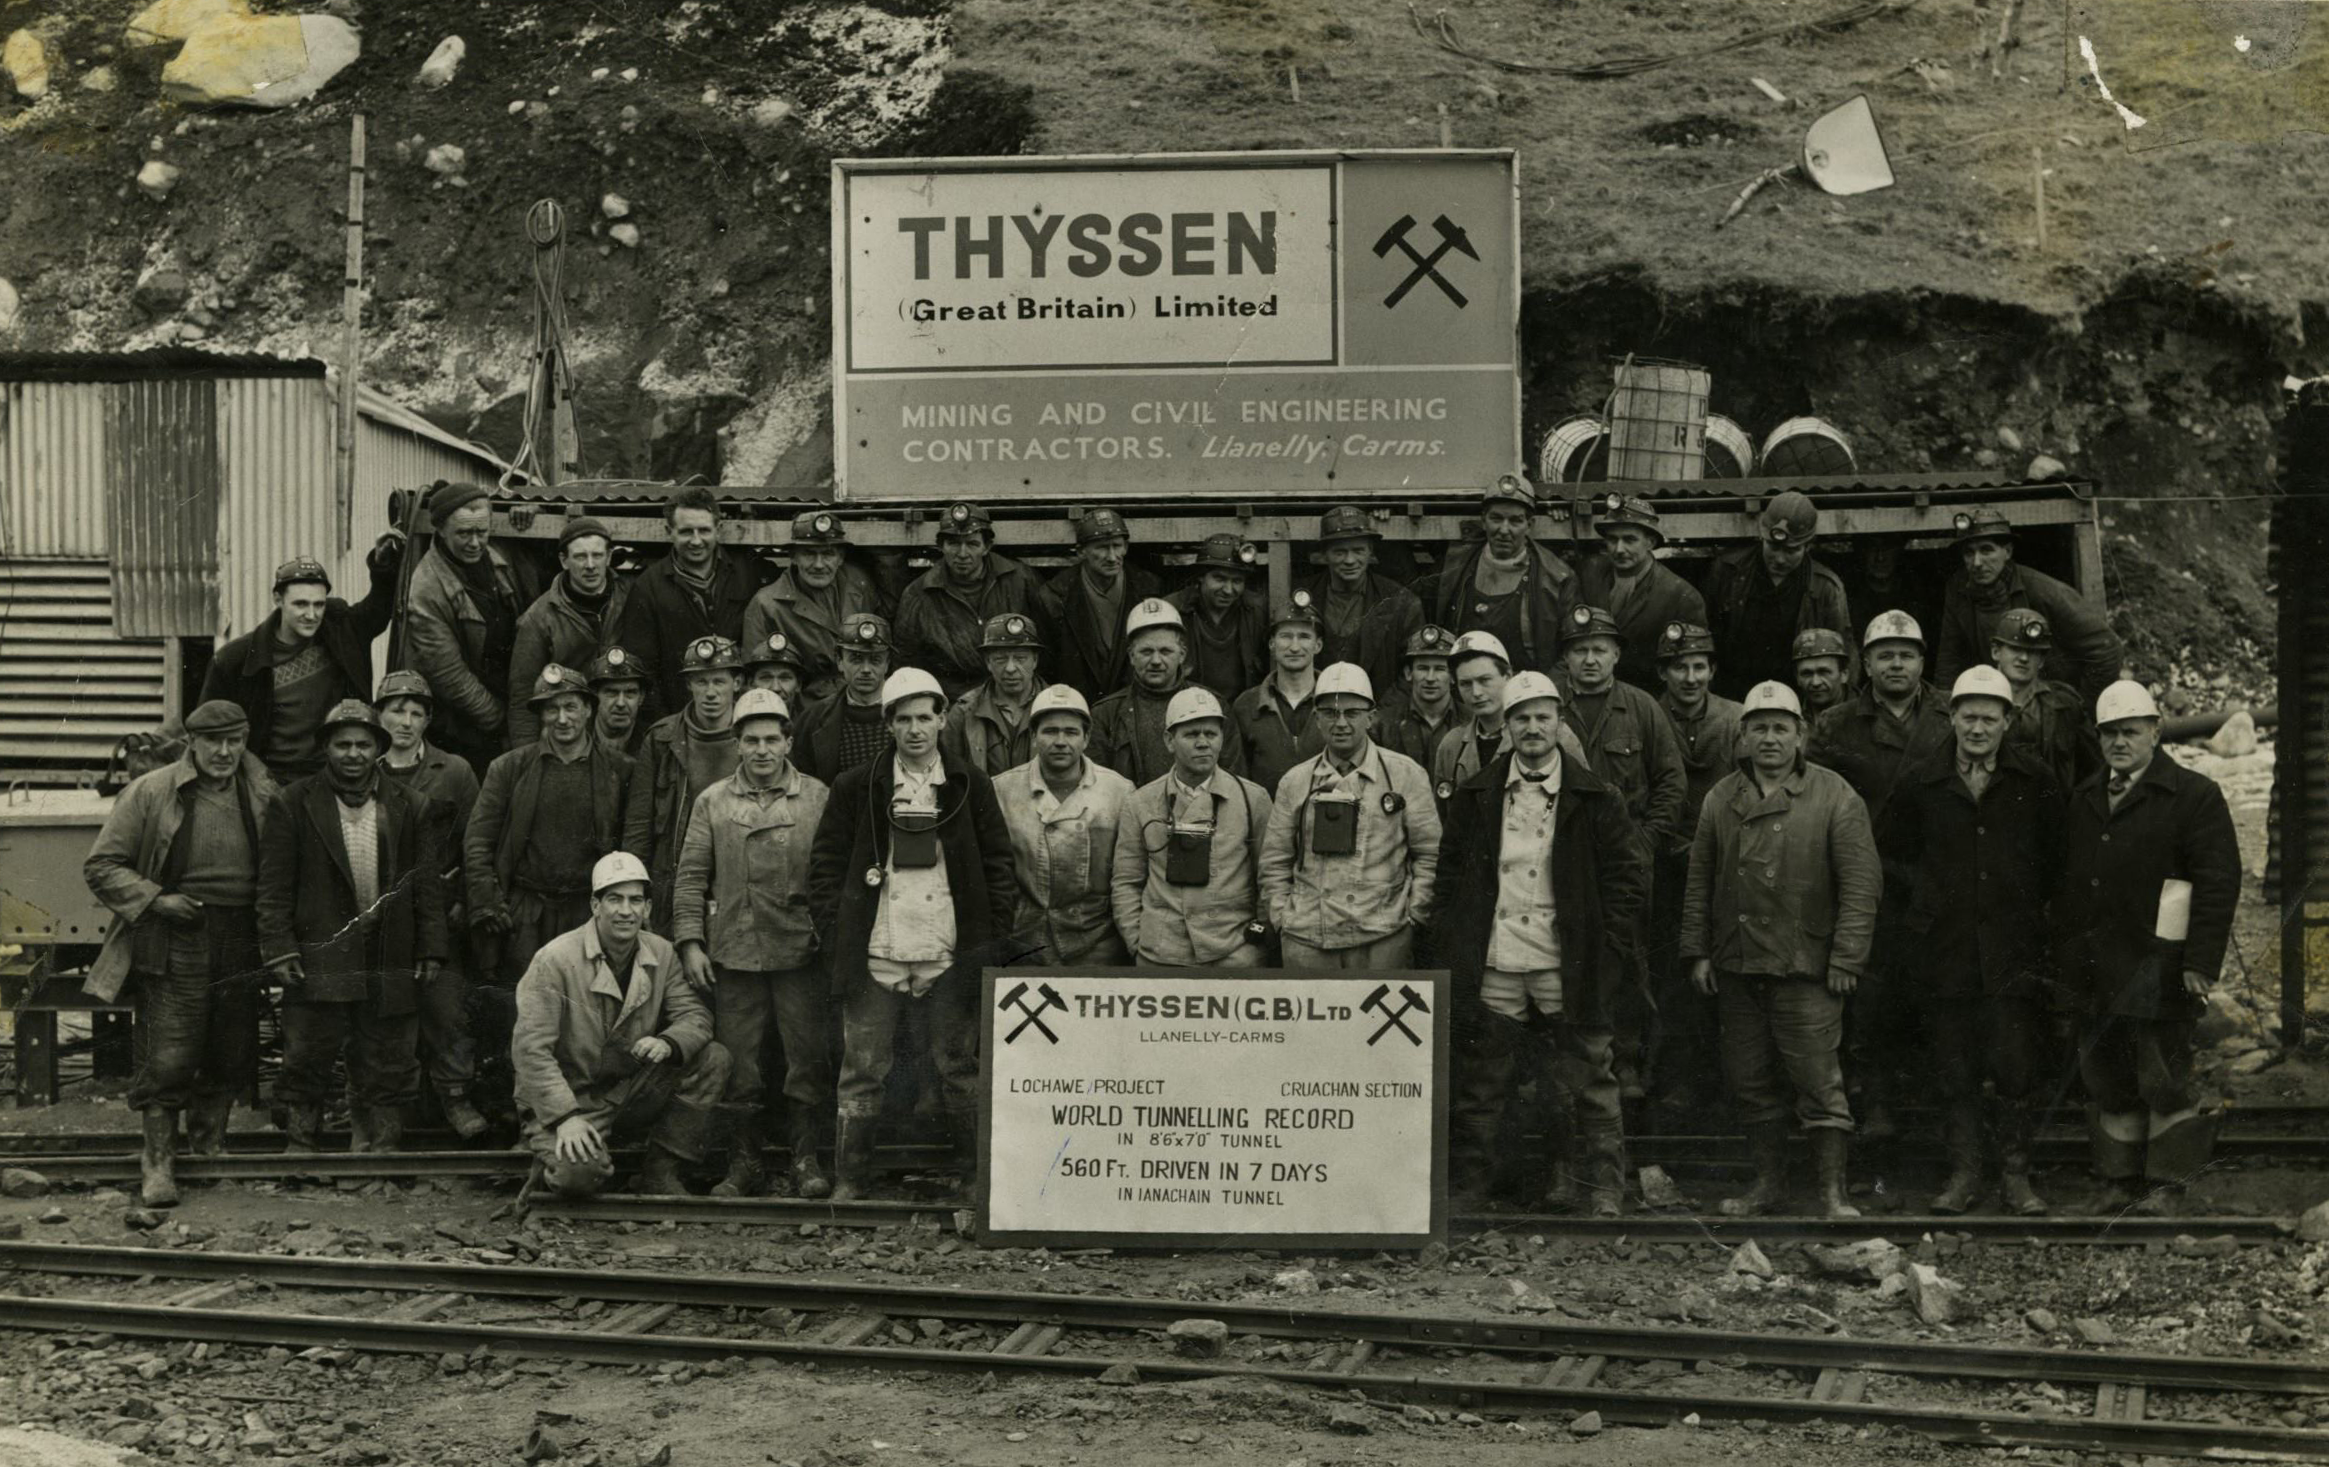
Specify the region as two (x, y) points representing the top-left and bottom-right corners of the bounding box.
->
(511, 850), (731, 1198)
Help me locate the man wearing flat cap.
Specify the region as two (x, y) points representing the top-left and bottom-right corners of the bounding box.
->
(893, 502), (1045, 701)
(743, 510), (892, 705)
(405, 481), (537, 775)
(509, 516), (633, 747)
(1169, 533), (1273, 701)
(1039, 507), (1159, 702)
(1576, 495), (1709, 693)
(83, 700), (281, 1207)
(258, 700), (447, 1154)
(1701, 490), (1853, 700)
(200, 541), (403, 782)
(1301, 506), (1424, 697)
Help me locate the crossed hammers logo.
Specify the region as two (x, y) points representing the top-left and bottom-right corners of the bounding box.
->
(1360, 982), (1429, 1047)
(998, 980), (1066, 1045)
(1372, 213), (1478, 309)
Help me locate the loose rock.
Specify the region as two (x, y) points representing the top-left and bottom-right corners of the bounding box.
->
(126, 0), (249, 47)
(751, 97), (793, 128)
(1997, 425), (2024, 452)
(5, 30), (49, 99)
(133, 263), (189, 314)
(1901, 1262), (1963, 1325)
(162, 13), (360, 109)
(1728, 1240), (1774, 1279)
(1166, 1318), (1228, 1357)
(1568, 1410), (1603, 1436)
(2207, 709), (2259, 758)
(2071, 1316), (2117, 1346)
(0, 277), (18, 332)
(1272, 1267), (1318, 1294)
(1325, 1404), (1372, 1435)
(1806, 1237), (1904, 1283)
(2, 1166), (51, 1198)
(424, 144), (467, 177)
(2024, 1307), (2060, 1334)
(601, 193), (632, 219)
(2026, 453), (2068, 480)
(1637, 1165), (1686, 1209)
(80, 64), (118, 92)
(2295, 1199), (2329, 1242)
(414, 35), (464, 89)
(610, 223), (642, 249)
(2171, 1233), (2241, 1258)
(1097, 1363), (1140, 1386)
(136, 161), (182, 201)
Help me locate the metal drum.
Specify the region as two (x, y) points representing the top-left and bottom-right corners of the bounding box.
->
(1702, 413), (1756, 478)
(1760, 416), (1857, 476)
(1606, 359), (1709, 481)
(1537, 414), (1611, 483)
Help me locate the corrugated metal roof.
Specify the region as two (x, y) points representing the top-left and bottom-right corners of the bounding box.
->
(0, 348), (322, 381)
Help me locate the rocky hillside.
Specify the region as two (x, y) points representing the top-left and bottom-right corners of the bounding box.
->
(3, 0), (2322, 699)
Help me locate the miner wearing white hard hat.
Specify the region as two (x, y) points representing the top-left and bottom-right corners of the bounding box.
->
(510, 850), (731, 1199)
(2055, 679), (2241, 1215)
(807, 665), (1016, 1202)
(669, 688), (835, 1201)
(1434, 670), (1647, 1217)
(1871, 666), (2068, 1217)
(1987, 607), (2100, 791)
(992, 685), (1135, 966)
(1681, 679), (1881, 1221)
(1258, 663), (1442, 970)
(1109, 685), (1275, 968)
(1430, 630), (1588, 810)
(1088, 597), (1250, 788)
(1698, 490), (1853, 700)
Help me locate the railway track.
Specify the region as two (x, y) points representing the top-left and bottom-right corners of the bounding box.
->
(1, 1241), (2322, 1457)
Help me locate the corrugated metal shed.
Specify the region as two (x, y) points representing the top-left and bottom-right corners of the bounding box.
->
(0, 383), (108, 558)
(107, 377), (221, 637)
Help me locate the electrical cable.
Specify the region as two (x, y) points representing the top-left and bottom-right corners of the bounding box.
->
(503, 200), (577, 491)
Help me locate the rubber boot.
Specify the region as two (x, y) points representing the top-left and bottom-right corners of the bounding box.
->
(184, 1094), (234, 1157)
(139, 1109), (180, 1209)
(948, 1114), (982, 1205)
(1718, 1121), (1789, 1217)
(638, 1101), (714, 1196)
(1997, 1104), (2048, 1216)
(1449, 1013), (1518, 1211)
(831, 1115), (877, 1202)
(1537, 1103), (1580, 1214)
(2131, 1182), (2187, 1217)
(1813, 1128), (1861, 1219)
(348, 1106), (375, 1154)
(363, 1106), (404, 1154)
(283, 1103), (326, 1154)
(789, 1109), (833, 1201)
(438, 1088), (489, 1142)
(1930, 1101), (1987, 1215)
(711, 1111), (770, 1198)
(1578, 1128), (1627, 1219)
(636, 1145), (693, 1196)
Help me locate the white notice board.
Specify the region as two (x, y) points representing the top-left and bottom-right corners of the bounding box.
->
(978, 970), (1448, 1249)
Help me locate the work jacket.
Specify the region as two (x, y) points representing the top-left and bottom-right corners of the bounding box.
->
(993, 756), (1134, 965)
(1421, 540), (1581, 676)
(1231, 676), (1325, 797)
(1088, 680), (1247, 789)
(892, 555), (1045, 700)
(616, 548), (773, 716)
(512, 922), (712, 1140)
(1680, 757), (1882, 983)
(807, 748), (1017, 998)
(1660, 691), (1745, 850)
(464, 739), (633, 917)
(1168, 587), (1271, 702)
(1299, 571), (1424, 697)
(1374, 688), (1461, 773)
(2004, 678), (2101, 792)
(508, 574), (634, 746)
(1041, 563), (1161, 702)
(1436, 753), (1649, 1029)
(256, 777), (447, 1013)
(81, 752), (280, 1002)
(382, 742), (480, 907)
(1430, 714), (1588, 803)
(1576, 556), (1710, 693)
(671, 764), (828, 972)
(200, 552), (397, 769)
(1701, 547), (1853, 698)
(1874, 747), (2065, 1000)
(404, 542), (535, 754)
(1258, 742), (1442, 948)
(1110, 766), (1272, 966)
(942, 681), (1044, 779)
(2055, 755), (2242, 1020)
(1807, 681), (1954, 832)
(1936, 562), (2126, 703)
(791, 691), (889, 787)
(741, 562), (890, 704)
(1559, 678), (1689, 849)
(621, 712), (740, 930)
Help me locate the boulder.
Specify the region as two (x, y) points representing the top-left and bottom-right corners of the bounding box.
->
(1568, 1410), (1603, 1436)
(2294, 1199), (2329, 1242)
(136, 161), (181, 201)
(1806, 1237), (1904, 1283)
(1901, 1262), (1963, 1325)
(609, 222), (641, 249)
(5, 29), (49, 99)
(2026, 453), (2068, 480)
(1996, 425), (2024, 452)
(1, 1167), (49, 1198)
(414, 35), (463, 89)
(126, 0), (250, 47)
(161, 14), (359, 109)
(2207, 709), (2259, 758)
(1728, 1240), (1775, 1279)
(601, 192), (631, 219)
(1166, 1318), (1227, 1357)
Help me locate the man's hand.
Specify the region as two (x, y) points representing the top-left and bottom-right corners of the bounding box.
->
(417, 959), (443, 985)
(679, 941), (716, 990)
(470, 907), (511, 936)
(2182, 969), (2213, 999)
(368, 528), (407, 570)
(552, 1115), (607, 1166)
(151, 894), (203, 924)
(1689, 959), (1717, 997)
(631, 1035), (675, 1065)
(271, 955), (306, 988)
(1827, 968), (1859, 996)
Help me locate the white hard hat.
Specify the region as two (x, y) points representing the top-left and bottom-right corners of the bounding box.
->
(1314, 662), (1375, 706)
(880, 667), (946, 713)
(2095, 679), (2161, 726)
(1126, 597), (1185, 639)
(1499, 670), (1563, 719)
(1949, 666), (2016, 706)
(1741, 681), (1806, 719)
(1449, 630), (1512, 670)
(1164, 686), (1226, 729)
(1029, 685), (1092, 726)
(590, 851), (651, 895)
(733, 687), (792, 728)
(1862, 609), (1926, 649)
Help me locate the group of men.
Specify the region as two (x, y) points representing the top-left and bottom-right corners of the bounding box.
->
(83, 477), (2239, 1224)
